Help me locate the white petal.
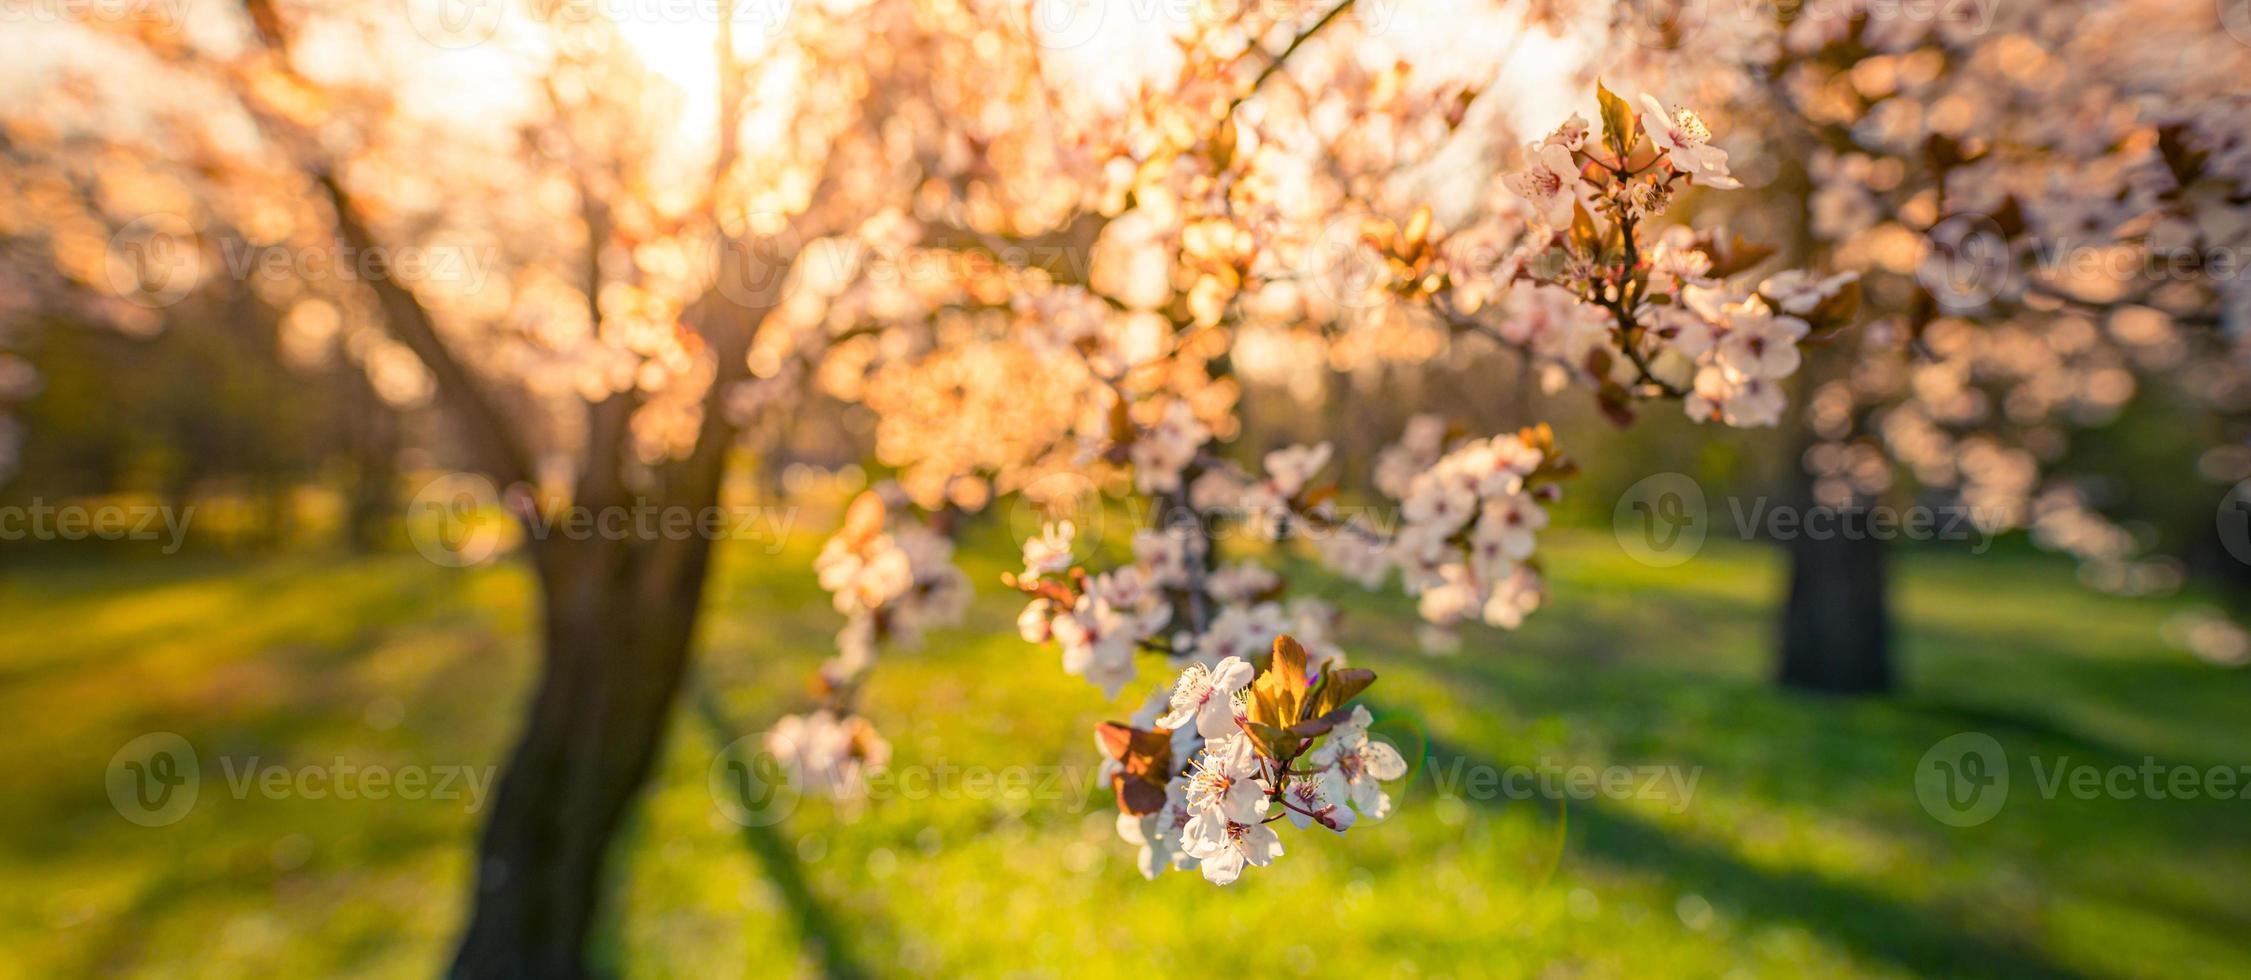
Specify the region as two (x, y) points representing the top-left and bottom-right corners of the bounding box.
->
(1360, 740), (1409, 781)
(1638, 93), (1672, 144)
(1241, 824), (1284, 867)
(1320, 802), (1358, 833)
(1199, 846), (1246, 885)
(1117, 812), (1149, 845)
(1211, 656), (1254, 691)
(1195, 701), (1240, 741)
(1352, 781), (1395, 822)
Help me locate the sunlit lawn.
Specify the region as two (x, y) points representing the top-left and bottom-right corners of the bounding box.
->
(6, 519), (2250, 978)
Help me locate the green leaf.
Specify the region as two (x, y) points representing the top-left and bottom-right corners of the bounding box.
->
(1095, 722), (1172, 782)
(1596, 79), (1639, 165)
(1254, 635), (1310, 727)
(1307, 668), (1377, 719)
(1240, 719), (1304, 762)
(1697, 233), (1776, 279)
(1097, 722), (1175, 815)
(1271, 635), (1308, 687)
(1805, 278), (1861, 335)
(1287, 706), (1356, 741)
(1568, 201), (1604, 260)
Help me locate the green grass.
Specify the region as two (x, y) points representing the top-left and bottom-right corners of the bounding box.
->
(4, 522), (2249, 978)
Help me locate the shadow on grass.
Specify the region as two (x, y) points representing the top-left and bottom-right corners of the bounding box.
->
(1418, 730), (2094, 980)
(11, 556), (519, 976)
(690, 687), (870, 980)
(1365, 564), (2251, 976)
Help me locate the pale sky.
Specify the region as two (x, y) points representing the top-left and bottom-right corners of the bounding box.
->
(1, 0), (1589, 201)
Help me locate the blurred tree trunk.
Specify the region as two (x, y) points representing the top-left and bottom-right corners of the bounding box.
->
(449, 525), (716, 978)
(309, 169), (715, 977)
(444, 254), (757, 977)
(1775, 439), (1894, 695)
(338, 364), (398, 553)
(208, 9), (778, 971)
(1771, 144), (1893, 695)
(1778, 526), (1894, 694)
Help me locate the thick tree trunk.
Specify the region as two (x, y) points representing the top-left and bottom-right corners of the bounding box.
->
(1773, 302), (1894, 694)
(1777, 503), (1895, 695)
(338, 358), (398, 553)
(449, 532), (716, 979)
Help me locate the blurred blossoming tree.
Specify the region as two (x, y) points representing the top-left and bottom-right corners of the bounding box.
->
(1594, 0), (2251, 691)
(5, 0), (2249, 972)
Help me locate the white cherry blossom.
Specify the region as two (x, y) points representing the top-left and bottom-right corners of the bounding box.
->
(1181, 812), (1283, 886)
(1182, 733), (1267, 824)
(1640, 93), (1741, 189)
(1503, 142), (1589, 228)
(1758, 270), (1858, 316)
(1020, 520), (1076, 579)
(1156, 656), (1256, 739)
(1717, 310), (1810, 379)
(1283, 775), (1357, 833)
(1262, 441), (1334, 498)
(1313, 706), (1410, 821)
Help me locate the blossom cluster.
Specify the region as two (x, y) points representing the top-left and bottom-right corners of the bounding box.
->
(1004, 393), (1575, 877)
(1588, 0), (2251, 592)
(770, 489), (969, 797)
(1100, 637), (1407, 884)
(1374, 89), (1857, 430)
(1373, 421), (1567, 637)
(1510, 90), (1854, 427)
(764, 708), (892, 801)
(1011, 518), (1346, 700)
(812, 489), (972, 679)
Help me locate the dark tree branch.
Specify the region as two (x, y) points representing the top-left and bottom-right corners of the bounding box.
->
(314, 173), (540, 492)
